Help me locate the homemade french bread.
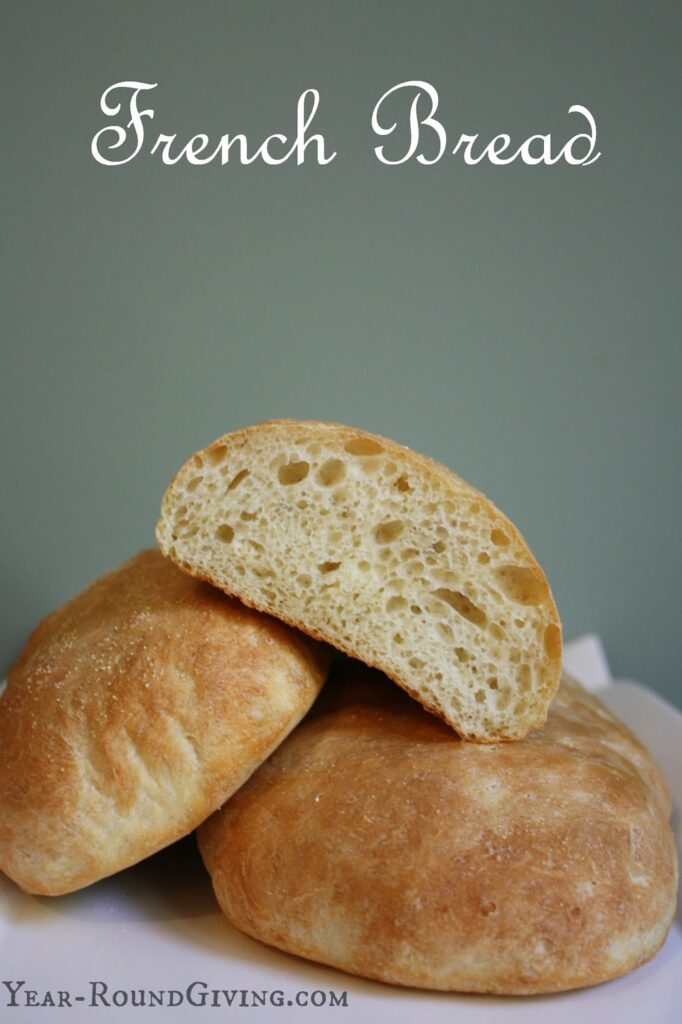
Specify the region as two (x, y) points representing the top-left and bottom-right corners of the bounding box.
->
(198, 662), (677, 995)
(157, 419), (561, 740)
(0, 549), (330, 896)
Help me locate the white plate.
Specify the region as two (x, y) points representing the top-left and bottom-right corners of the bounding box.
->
(1, 641), (680, 1023)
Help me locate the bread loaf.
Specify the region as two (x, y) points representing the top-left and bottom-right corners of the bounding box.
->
(157, 419), (561, 740)
(0, 549), (330, 896)
(198, 662), (677, 994)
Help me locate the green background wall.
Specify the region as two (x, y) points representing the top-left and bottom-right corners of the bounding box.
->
(2, 1), (680, 706)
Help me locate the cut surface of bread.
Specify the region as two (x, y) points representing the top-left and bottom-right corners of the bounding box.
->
(198, 662), (678, 995)
(0, 549), (330, 896)
(157, 419), (561, 740)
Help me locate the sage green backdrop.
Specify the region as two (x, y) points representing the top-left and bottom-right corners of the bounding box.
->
(2, 1), (680, 706)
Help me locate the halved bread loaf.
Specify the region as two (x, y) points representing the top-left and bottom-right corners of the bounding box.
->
(198, 663), (677, 994)
(157, 419), (562, 740)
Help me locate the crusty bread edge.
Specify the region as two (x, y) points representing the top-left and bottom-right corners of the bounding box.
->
(196, 904), (675, 996)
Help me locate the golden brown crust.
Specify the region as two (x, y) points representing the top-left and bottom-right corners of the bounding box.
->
(157, 419), (562, 741)
(198, 663), (677, 994)
(0, 550), (330, 896)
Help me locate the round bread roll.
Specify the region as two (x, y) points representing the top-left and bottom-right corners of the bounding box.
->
(198, 663), (677, 995)
(0, 549), (330, 896)
(156, 419), (561, 741)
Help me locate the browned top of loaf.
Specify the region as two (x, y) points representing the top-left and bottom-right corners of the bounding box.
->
(0, 549), (330, 896)
(198, 664), (677, 995)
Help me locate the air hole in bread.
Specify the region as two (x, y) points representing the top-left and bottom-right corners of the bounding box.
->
(433, 541), (446, 553)
(394, 474), (411, 493)
(394, 633), (404, 644)
(241, 510), (257, 521)
(455, 647), (469, 662)
(358, 560), (371, 572)
(518, 664), (532, 692)
(228, 469), (250, 490)
(187, 476), (203, 492)
(488, 677), (498, 689)
(176, 522), (198, 539)
(479, 900), (497, 916)
(207, 444), (227, 466)
(475, 689), (486, 703)
(387, 596), (407, 611)
(374, 520), (405, 544)
(344, 438), (384, 456)
(495, 565), (546, 606)
(216, 524), (234, 543)
(318, 561), (341, 574)
(278, 461), (310, 485)
(491, 528), (510, 547)
(433, 589), (487, 627)
(478, 552), (490, 565)
(544, 623), (561, 658)
(410, 605), (422, 615)
(316, 459), (346, 486)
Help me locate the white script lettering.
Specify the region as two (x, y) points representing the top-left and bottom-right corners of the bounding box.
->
(91, 82), (157, 166)
(91, 84), (336, 167)
(371, 82), (600, 167)
(91, 81), (600, 170)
